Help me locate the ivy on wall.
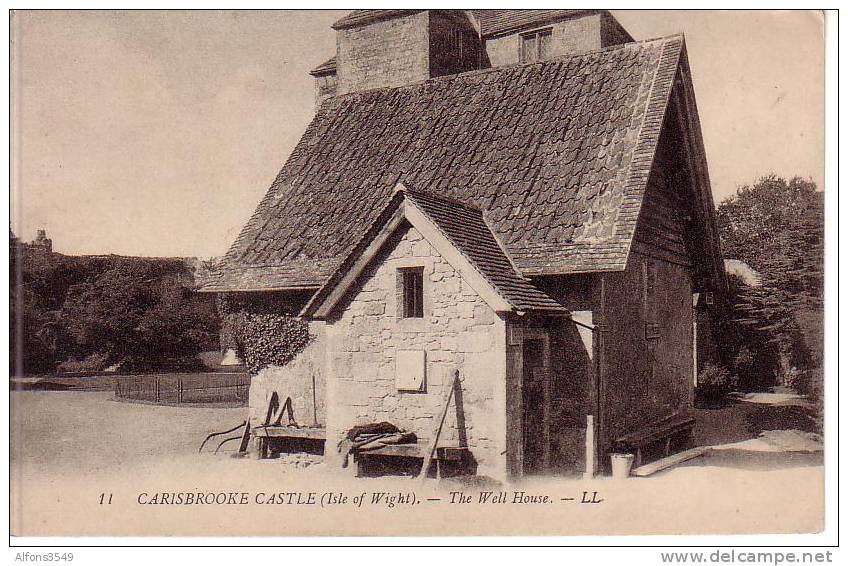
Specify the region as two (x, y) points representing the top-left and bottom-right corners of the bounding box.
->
(218, 294), (311, 375)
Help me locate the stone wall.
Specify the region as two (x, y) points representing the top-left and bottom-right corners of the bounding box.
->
(600, 11), (634, 46)
(248, 321), (326, 427)
(324, 225), (507, 478)
(314, 73), (337, 108)
(336, 11), (430, 95)
(333, 11), (632, 95)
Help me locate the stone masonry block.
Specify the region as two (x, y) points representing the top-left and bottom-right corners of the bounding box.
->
(473, 304), (495, 325)
(458, 327), (493, 353)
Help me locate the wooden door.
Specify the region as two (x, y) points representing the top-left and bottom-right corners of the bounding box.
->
(522, 338), (547, 474)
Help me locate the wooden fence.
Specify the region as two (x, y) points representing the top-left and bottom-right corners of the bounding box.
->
(115, 373), (250, 405)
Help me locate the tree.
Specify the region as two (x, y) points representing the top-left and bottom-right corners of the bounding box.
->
(59, 267), (153, 361)
(134, 273), (218, 361)
(716, 175), (823, 387)
(717, 175), (823, 309)
(11, 247), (219, 375)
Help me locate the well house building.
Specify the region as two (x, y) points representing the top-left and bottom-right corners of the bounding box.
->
(199, 9), (726, 480)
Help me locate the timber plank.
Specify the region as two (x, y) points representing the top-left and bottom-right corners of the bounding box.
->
(252, 426), (326, 440)
(631, 446), (709, 477)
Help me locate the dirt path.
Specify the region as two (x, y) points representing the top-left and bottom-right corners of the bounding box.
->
(11, 391), (247, 476)
(11, 389), (824, 537)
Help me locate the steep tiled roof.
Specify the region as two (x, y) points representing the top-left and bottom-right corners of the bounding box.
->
(199, 258), (336, 292)
(200, 35), (685, 292)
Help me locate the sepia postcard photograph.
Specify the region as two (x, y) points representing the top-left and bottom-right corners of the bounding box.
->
(7, 6), (835, 549)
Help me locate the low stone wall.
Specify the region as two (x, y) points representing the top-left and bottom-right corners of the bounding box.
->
(248, 322), (326, 427)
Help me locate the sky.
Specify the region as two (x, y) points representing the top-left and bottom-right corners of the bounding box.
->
(10, 10), (824, 258)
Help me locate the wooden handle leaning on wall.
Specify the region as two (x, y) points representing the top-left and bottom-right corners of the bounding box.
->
(417, 369), (460, 481)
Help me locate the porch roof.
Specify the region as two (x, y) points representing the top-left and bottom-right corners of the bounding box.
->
(303, 185), (569, 318)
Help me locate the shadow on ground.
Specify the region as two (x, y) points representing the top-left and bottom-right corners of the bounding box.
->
(678, 448), (822, 472)
(685, 388), (822, 474)
(695, 392), (819, 445)
(744, 405), (819, 435)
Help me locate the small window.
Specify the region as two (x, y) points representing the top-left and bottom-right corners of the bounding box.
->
(520, 28), (553, 63)
(521, 34), (537, 63)
(400, 268), (424, 318)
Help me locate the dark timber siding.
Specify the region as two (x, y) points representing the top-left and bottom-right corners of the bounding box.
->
(629, 106), (693, 268)
(598, 252), (693, 458)
(598, 115), (696, 456)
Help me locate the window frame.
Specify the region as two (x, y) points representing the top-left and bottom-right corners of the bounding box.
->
(519, 27), (553, 63)
(399, 267), (424, 319)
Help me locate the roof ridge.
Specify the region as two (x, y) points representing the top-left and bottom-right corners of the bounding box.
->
(481, 211), (525, 278)
(398, 186), (530, 281)
(329, 33), (684, 102)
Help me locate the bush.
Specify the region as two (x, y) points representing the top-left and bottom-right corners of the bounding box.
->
(788, 368), (824, 434)
(57, 352), (110, 374)
(119, 354), (206, 373)
(696, 363), (734, 407)
(733, 346), (754, 377)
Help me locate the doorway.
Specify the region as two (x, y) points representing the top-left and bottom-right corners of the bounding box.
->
(522, 337), (549, 474)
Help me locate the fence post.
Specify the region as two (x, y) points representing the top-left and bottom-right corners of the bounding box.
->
(178, 378), (183, 404)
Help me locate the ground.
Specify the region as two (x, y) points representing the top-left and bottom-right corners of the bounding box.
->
(10, 388), (823, 537)
(692, 387), (822, 470)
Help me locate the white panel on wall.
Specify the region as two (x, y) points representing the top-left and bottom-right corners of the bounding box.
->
(396, 350), (426, 391)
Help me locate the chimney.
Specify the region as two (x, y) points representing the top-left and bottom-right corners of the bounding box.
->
(332, 10), (432, 95)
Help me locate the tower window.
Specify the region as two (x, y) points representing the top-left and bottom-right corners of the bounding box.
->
(520, 28), (553, 63)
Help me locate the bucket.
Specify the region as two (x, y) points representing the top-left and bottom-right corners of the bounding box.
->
(610, 453), (635, 479)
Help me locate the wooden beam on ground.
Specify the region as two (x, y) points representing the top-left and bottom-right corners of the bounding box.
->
(631, 446), (709, 477)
